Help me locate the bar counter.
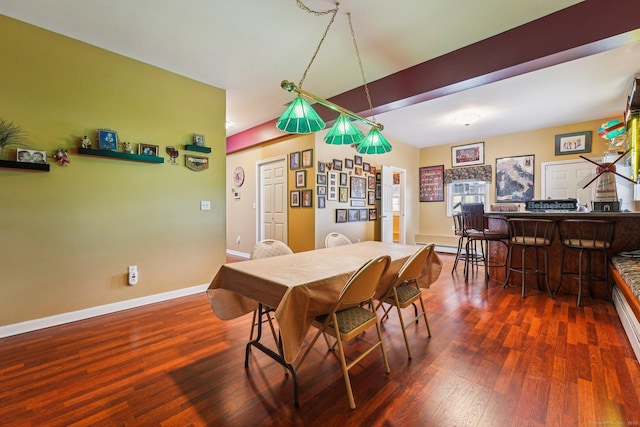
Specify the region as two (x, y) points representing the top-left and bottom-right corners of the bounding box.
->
(486, 211), (640, 300)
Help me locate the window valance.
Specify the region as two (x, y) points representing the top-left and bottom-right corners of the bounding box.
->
(444, 165), (492, 183)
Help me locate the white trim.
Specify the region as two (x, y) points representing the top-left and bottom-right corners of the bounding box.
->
(226, 249), (250, 259)
(613, 285), (640, 361)
(0, 283), (209, 339)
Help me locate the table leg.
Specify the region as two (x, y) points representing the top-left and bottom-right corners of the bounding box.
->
(244, 303), (300, 407)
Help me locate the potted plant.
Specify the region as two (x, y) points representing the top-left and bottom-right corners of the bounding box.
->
(0, 118), (27, 159)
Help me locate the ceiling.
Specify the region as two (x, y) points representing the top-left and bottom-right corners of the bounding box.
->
(1, 0), (639, 148)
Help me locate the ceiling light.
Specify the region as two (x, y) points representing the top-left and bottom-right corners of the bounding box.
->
(454, 113), (480, 126)
(324, 113), (365, 145)
(356, 128), (392, 154)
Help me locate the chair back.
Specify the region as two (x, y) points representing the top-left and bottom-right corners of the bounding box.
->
(557, 219), (615, 249)
(325, 232), (353, 248)
(250, 239), (293, 259)
(395, 243), (435, 285)
(507, 218), (556, 247)
(452, 213), (465, 236)
(461, 203), (484, 231)
(336, 256), (391, 309)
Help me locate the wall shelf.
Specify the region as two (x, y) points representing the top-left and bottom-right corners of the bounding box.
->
(0, 159), (50, 171)
(78, 148), (164, 163)
(184, 144), (211, 153)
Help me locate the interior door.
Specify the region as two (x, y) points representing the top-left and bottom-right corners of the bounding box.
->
(381, 165), (394, 243)
(258, 157), (287, 243)
(541, 159), (594, 208)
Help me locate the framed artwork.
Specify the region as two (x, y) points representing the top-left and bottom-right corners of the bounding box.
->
(98, 129), (118, 151)
(350, 176), (366, 199)
(17, 149), (46, 163)
(368, 208), (377, 221)
(340, 172), (348, 187)
(348, 209), (359, 222)
(193, 133), (205, 147)
(354, 155), (362, 166)
(290, 152), (301, 170)
(375, 183), (381, 200)
(327, 171), (338, 201)
(376, 172), (381, 182)
(335, 208), (347, 223)
(351, 200), (366, 207)
(339, 186), (348, 203)
(363, 162), (370, 172)
(345, 158), (354, 169)
(555, 131), (592, 155)
(295, 170), (306, 188)
(318, 195), (326, 209)
(368, 175), (376, 189)
(452, 141), (484, 167)
(317, 185), (326, 196)
(370, 165), (376, 175)
(368, 191), (375, 205)
(138, 143), (159, 156)
(317, 173), (327, 185)
(301, 189), (313, 207)
(359, 209), (368, 221)
(318, 161), (326, 173)
(290, 190), (300, 207)
(302, 149), (313, 168)
(419, 165), (445, 202)
(333, 159), (343, 171)
(496, 154), (535, 202)
(354, 166), (363, 175)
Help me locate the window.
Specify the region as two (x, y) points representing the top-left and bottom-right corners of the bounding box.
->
(446, 180), (490, 216)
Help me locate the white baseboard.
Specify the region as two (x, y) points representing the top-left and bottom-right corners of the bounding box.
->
(226, 249), (250, 259)
(435, 245), (457, 254)
(0, 283), (210, 339)
(613, 285), (640, 361)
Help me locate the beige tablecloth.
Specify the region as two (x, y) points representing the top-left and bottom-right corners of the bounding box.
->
(207, 241), (442, 363)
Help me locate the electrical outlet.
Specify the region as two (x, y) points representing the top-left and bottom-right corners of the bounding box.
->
(200, 200), (211, 210)
(128, 265), (138, 285)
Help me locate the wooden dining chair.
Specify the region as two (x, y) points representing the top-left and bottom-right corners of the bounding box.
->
(295, 255), (391, 409)
(376, 243), (434, 359)
(325, 232), (352, 248)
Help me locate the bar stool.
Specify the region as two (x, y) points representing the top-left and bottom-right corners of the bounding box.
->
(554, 219), (616, 307)
(458, 203), (486, 280)
(503, 218), (556, 298)
(463, 212), (510, 285)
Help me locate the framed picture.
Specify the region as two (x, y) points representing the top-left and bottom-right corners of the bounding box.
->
(317, 173), (327, 185)
(17, 148), (47, 163)
(290, 152), (300, 170)
(351, 200), (366, 207)
(375, 183), (381, 199)
(302, 149), (313, 168)
(368, 175), (376, 189)
(555, 131), (592, 155)
(295, 170), (306, 188)
(363, 162), (370, 172)
(335, 208), (347, 223)
(193, 133), (205, 147)
(368, 208), (377, 221)
(318, 161), (326, 173)
(452, 142), (484, 167)
(327, 171), (338, 201)
(97, 129), (118, 151)
(317, 185), (326, 196)
(350, 176), (366, 199)
(348, 209), (359, 222)
(333, 159), (343, 171)
(138, 143), (159, 156)
(354, 155), (362, 166)
(318, 195), (326, 209)
(496, 154), (535, 202)
(301, 189), (313, 207)
(419, 165), (445, 202)
(368, 191), (375, 205)
(290, 190), (300, 207)
(376, 172), (381, 182)
(359, 209), (368, 221)
(370, 165), (376, 175)
(354, 166), (363, 175)
(339, 186), (348, 203)
(340, 172), (348, 187)
(345, 158), (354, 169)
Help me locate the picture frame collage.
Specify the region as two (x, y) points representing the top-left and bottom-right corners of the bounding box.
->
(289, 148), (314, 208)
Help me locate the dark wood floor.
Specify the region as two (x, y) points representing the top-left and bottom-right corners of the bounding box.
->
(1, 253), (639, 426)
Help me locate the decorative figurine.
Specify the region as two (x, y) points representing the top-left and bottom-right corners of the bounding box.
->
(166, 146), (179, 165)
(53, 148), (71, 166)
(122, 141), (133, 153)
(80, 135), (91, 149)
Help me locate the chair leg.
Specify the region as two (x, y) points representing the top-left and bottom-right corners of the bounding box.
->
(503, 245), (514, 288)
(395, 302), (413, 359)
(333, 328), (356, 409)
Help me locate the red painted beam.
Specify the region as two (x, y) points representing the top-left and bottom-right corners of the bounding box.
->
(227, 0), (640, 154)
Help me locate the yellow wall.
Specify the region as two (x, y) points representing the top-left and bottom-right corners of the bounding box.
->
(0, 16), (227, 326)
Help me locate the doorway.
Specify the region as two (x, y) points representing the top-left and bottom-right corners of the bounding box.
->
(257, 156), (288, 244)
(381, 165), (406, 244)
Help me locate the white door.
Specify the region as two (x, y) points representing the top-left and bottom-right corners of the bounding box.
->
(381, 165), (394, 243)
(258, 157), (287, 243)
(541, 159), (594, 207)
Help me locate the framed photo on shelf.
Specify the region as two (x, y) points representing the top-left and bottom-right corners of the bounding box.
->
(348, 209), (359, 222)
(335, 208), (347, 223)
(193, 133), (205, 147)
(419, 165), (445, 202)
(97, 129), (118, 151)
(302, 148), (313, 168)
(555, 131), (592, 155)
(138, 143), (159, 156)
(295, 170), (306, 188)
(452, 142), (484, 167)
(290, 152), (301, 170)
(495, 154), (535, 202)
(290, 190), (300, 207)
(350, 176), (366, 199)
(17, 148), (47, 163)
(301, 189), (313, 207)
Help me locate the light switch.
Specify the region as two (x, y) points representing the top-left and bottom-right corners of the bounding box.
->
(201, 200), (211, 210)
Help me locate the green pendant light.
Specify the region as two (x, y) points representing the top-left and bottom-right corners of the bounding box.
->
(356, 127), (392, 154)
(276, 96), (326, 134)
(324, 114), (365, 145)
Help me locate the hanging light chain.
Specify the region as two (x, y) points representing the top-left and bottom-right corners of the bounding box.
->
(296, 1), (340, 89)
(348, 12), (375, 123)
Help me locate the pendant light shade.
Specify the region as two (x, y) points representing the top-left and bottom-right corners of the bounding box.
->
(324, 114), (365, 145)
(356, 128), (392, 154)
(276, 96), (326, 134)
